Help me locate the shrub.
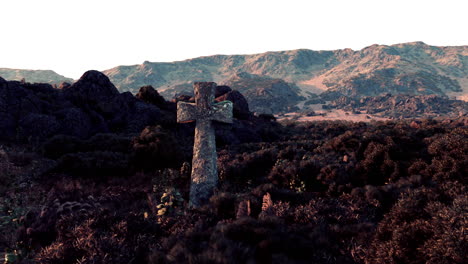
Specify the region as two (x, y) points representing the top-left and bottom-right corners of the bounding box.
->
(131, 126), (186, 171)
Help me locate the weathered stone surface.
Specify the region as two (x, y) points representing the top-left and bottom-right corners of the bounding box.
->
(216, 90), (250, 119)
(177, 82), (233, 207)
(18, 113), (61, 141)
(215, 85), (232, 98)
(100, 92), (162, 133)
(135, 85), (166, 107)
(62, 70), (119, 104)
(172, 94), (192, 103)
(54, 108), (93, 139)
(0, 113), (16, 140)
(0, 72), (160, 143)
(57, 82), (71, 89)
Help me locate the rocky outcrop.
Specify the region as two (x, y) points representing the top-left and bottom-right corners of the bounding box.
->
(135, 85), (166, 108)
(0, 71), (165, 142)
(0, 71), (281, 147)
(62, 70), (119, 104)
(215, 85), (232, 98)
(327, 94), (468, 119)
(216, 90), (250, 120)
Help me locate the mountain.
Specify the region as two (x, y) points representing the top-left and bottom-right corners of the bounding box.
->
(0, 68), (73, 84)
(103, 42), (468, 110)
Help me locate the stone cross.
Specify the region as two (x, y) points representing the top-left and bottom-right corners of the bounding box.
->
(177, 82), (233, 207)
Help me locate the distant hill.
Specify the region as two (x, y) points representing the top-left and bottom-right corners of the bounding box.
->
(2, 42), (466, 116)
(0, 68), (73, 84)
(103, 42), (468, 109)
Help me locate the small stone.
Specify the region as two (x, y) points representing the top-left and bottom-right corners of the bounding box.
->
(343, 155), (349, 163)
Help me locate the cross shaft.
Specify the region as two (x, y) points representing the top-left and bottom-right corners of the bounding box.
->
(177, 82), (233, 207)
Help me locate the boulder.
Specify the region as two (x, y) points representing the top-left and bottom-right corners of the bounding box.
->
(18, 113), (61, 142)
(97, 92), (136, 118)
(125, 102), (161, 133)
(0, 113), (16, 140)
(0, 76), (6, 83)
(172, 94), (192, 103)
(135, 85), (166, 108)
(101, 92), (162, 133)
(215, 85), (232, 98)
(216, 90), (250, 119)
(57, 82), (71, 89)
(54, 108), (93, 139)
(62, 70), (119, 104)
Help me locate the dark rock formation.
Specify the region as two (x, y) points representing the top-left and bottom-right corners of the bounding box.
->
(172, 94), (192, 103)
(57, 82), (71, 89)
(0, 71), (163, 142)
(54, 108), (94, 138)
(18, 113), (61, 142)
(215, 85), (232, 98)
(62, 70), (119, 104)
(216, 90), (250, 120)
(135, 85), (166, 108)
(0, 70), (281, 151)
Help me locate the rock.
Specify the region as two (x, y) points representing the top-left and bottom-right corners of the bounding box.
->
(410, 121), (422, 129)
(343, 155), (349, 163)
(62, 70), (119, 104)
(135, 85), (166, 108)
(57, 82), (71, 89)
(172, 94), (192, 103)
(98, 92), (136, 117)
(216, 90), (250, 119)
(18, 113), (61, 142)
(258, 113), (277, 121)
(100, 92), (162, 133)
(125, 102), (161, 133)
(215, 85), (232, 98)
(54, 108), (93, 138)
(0, 113), (16, 140)
(0, 76), (6, 83)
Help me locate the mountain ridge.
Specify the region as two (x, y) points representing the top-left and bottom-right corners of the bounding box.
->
(0, 68), (73, 84)
(1, 42), (467, 113)
(101, 42), (468, 103)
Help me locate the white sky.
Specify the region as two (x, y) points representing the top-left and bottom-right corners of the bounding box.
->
(1, 0), (467, 79)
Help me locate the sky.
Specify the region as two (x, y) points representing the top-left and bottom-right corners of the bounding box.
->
(1, 0), (467, 79)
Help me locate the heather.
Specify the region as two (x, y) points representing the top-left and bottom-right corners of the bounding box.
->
(0, 72), (467, 263)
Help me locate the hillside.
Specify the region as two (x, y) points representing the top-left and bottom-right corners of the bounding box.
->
(0, 68), (73, 84)
(103, 42), (468, 107)
(0, 74), (466, 263)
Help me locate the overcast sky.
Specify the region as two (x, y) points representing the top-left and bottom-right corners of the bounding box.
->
(1, 0), (467, 79)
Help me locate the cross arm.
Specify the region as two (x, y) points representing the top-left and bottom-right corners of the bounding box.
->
(211, 100), (233, 124)
(177, 102), (198, 123)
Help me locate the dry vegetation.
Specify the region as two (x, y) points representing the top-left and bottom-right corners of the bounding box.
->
(0, 118), (467, 264)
